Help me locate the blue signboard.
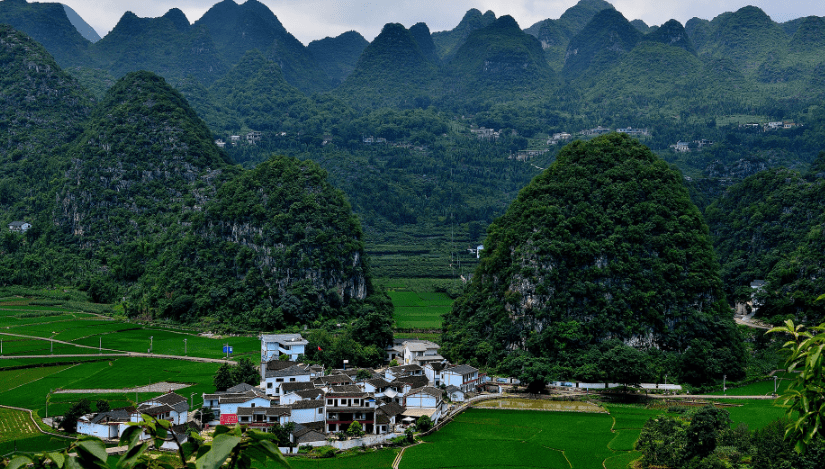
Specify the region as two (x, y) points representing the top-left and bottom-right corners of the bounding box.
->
(223, 345), (233, 354)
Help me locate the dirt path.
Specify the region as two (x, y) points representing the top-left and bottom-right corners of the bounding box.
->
(0, 332), (236, 364)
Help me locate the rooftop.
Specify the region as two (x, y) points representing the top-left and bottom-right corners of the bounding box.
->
(261, 333), (308, 345)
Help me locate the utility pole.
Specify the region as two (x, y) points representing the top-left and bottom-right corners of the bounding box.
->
(150, 336), (153, 354)
(774, 375), (778, 395)
(99, 337), (102, 354)
(50, 340), (53, 354)
(184, 339), (187, 356)
(723, 374), (727, 393)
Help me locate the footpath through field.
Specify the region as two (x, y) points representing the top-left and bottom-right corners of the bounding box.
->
(0, 332), (237, 364)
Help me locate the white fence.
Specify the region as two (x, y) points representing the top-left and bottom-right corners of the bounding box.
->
(551, 381), (682, 391)
(297, 432), (403, 451)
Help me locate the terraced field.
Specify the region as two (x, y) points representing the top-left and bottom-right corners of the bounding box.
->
(0, 407), (73, 454)
(387, 290), (452, 330)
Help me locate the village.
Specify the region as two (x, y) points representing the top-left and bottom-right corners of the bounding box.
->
(69, 334), (504, 453)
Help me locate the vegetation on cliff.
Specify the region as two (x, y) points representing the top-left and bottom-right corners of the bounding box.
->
(442, 134), (745, 385)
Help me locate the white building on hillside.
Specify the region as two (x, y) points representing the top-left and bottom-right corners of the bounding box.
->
(261, 333), (308, 361)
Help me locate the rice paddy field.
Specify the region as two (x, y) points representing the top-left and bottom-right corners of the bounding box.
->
(704, 373), (794, 397)
(0, 298), (260, 359)
(400, 408), (629, 469)
(0, 407), (73, 455)
(0, 357), (220, 417)
(387, 290), (452, 330)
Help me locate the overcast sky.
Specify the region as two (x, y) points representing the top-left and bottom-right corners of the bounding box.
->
(60, 0), (825, 45)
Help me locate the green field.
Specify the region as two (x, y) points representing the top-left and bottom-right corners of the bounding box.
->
(707, 374), (793, 397)
(716, 400), (786, 430)
(0, 407), (73, 455)
(399, 408), (630, 469)
(285, 449), (399, 469)
(387, 290), (452, 330)
(0, 357), (220, 417)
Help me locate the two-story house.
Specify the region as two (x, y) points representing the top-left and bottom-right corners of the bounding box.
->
(262, 364), (312, 398)
(440, 364), (479, 393)
(261, 334), (308, 362)
(324, 386), (376, 434)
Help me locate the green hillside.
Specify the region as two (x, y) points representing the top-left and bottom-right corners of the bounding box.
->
(443, 134), (745, 385)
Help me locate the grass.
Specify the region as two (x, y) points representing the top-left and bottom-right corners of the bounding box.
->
(0, 358), (220, 416)
(400, 408), (628, 468)
(387, 290), (452, 330)
(286, 449), (399, 469)
(716, 400), (786, 430)
(0, 408), (73, 455)
(0, 365), (74, 393)
(709, 376), (792, 396)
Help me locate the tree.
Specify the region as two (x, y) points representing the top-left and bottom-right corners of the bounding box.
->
(356, 369), (373, 381)
(685, 406), (731, 459)
(416, 416), (433, 432)
(768, 319), (825, 453)
(346, 421), (364, 438)
(269, 422), (295, 447)
(7, 417), (289, 469)
(350, 308), (394, 349)
(60, 398), (91, 432)
(233, 357), (260, 386)
(96, 400), (110, 413)
(213, 363), (234, 391)
(600, 344), (648, 390)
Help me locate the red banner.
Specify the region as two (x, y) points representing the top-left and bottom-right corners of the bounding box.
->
(220, 414), (238, 425)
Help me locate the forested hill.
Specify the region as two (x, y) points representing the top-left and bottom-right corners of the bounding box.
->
(442, 134), (745, 385)
(0, 40), (384, 331)
(705, 150), (825, 324)
(0, 24), (94, 220)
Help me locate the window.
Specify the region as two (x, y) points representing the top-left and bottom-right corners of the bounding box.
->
(327, 399), (333, 405)
(318, 408), (322, 414)
(241, 416), (249, 422)
(251, 403), (255, 408)
(267, 383), (273, 388)
(289, 378), (295, 382)
(276, 378), (284, 383)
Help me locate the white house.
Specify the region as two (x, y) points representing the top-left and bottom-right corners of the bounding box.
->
(445, 385), (466, 402)
(132, 392), (189, 425)
(385, 364), (425, 381)
(375, 402), (406, 434)
(262, 364), (312, 397)
(324, 386), (377, 434)
(76, 407), (134, 439)
(440, 364), (479, 393)
(236, 406), (290, 429)
(400, 340), (441, 366)
(403, 386), (444, 423)
(217, 394), (272, 425)
(281, 388), (324, 406)
(261, 334), (308, 362)
(7, 221), (31, 233)
(289, 399), (326, 425)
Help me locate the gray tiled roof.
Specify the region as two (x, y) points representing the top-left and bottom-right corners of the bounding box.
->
(314, 375), (353, 385)
(404, 341), (440, 352)
(444, 364), (478, 375)
(366, 378), (391, 388)
(291, 400), (324, 409)
(329, 385), (363, 394)
(281, 382), (315, 393)
(260, 334), (308, 345)
(265, 364), (311, 379)
(237, 406), (290, 416)
(294, 389), (325, 399)
(226, 383), (258, 393)
(90, 407), (135, 424)
(394, 375), (429, 389)
(377, 402), (405, 417)
(406, 386), (443, 400)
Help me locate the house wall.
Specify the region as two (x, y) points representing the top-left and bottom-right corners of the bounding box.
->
(263, 374), (311, 396)
(405, 394), (437, 408)
(291, 407), (324, 424)
(77, 421), (117, 439)
(219, 397), (271, 416)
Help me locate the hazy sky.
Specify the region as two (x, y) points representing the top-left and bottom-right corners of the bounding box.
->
(60, 0), (825, 45)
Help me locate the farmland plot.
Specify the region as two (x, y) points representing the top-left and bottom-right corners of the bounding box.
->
(400, 409), (627, 469)
(388, 290), (452, 330)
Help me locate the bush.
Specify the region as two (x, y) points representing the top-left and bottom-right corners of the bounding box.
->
(317, 446), (337, 458)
